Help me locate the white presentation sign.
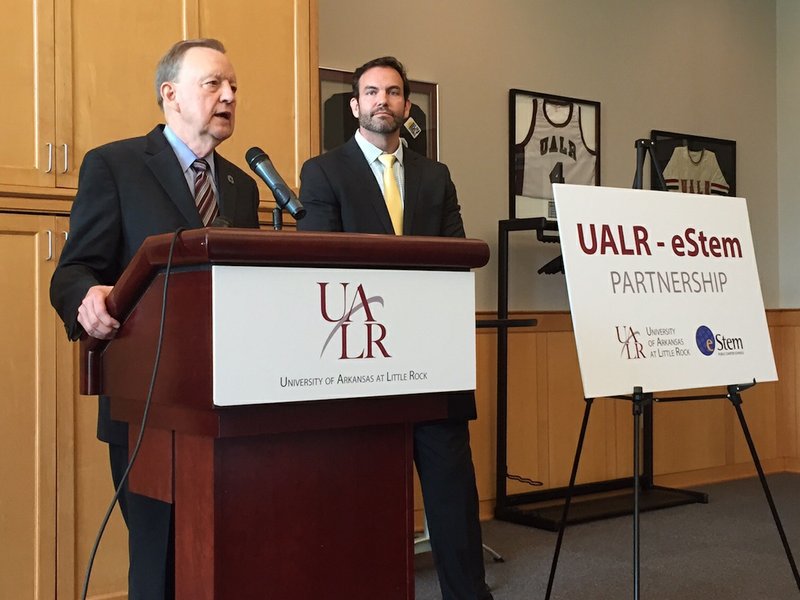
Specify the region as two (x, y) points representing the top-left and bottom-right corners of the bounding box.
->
(211, 266), (476, 406)
(553, 184), (777, 398)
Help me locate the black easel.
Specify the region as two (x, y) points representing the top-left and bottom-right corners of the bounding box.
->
(544, 387), (652, 599)
(545, 383), (800, 599)
(544, 140), (800, 598)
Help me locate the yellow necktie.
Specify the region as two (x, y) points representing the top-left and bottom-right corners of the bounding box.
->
(378, 153), (403, 235)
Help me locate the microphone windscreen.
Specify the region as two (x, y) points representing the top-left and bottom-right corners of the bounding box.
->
(245, 147), (267, 167)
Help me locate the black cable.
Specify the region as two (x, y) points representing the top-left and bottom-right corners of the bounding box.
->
(506, 473), (543, 487)
(80, 228), (185, 600)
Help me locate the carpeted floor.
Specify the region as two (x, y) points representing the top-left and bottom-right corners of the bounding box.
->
(414, 474), (800, 599)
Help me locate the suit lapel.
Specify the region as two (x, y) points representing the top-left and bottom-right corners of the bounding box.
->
(215, 154), (238, 219)
(342, 137), (394, 234)
(144, 125), (203, 227)
(402, 150), (421, 236)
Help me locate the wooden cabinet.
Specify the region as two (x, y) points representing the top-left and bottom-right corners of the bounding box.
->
(196, 0), (318, 198)
(2, 0), (317, 199)
(0, 214), (58, 598)
(3, 0), (181, 189)
(0, 213), (128, 599)
(54, 1), (186, 190)
(1, 0), (55, 187)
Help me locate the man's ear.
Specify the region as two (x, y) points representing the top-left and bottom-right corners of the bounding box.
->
(161, 82), (178, 110)
(403, 98), (411, 119)
(349, 96), (360, 119)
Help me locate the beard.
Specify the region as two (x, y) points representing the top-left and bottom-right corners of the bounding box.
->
(358, 107), (405, 134)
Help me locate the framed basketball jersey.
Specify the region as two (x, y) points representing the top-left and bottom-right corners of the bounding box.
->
(509, 89), (601, 220)
(650, 130), (736, 197)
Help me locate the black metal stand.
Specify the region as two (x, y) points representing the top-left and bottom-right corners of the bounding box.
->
(492, 216), (705, 531)
(492, 217), (550, 521)
(545, 383), (800, 599)
(543, 389), (704, 600)
(544, 396), (593, 600)
(272, 206), (283, 231)
(726, 383), (800, 590)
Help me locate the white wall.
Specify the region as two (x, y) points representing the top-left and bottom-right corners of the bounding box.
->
(320, 0), (779, 310)
(778, 0), (800, 307)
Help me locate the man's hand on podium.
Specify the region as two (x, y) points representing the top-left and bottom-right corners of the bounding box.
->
(78, 285), (120, 340)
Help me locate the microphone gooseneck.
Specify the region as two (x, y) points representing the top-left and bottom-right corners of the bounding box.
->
(210, 215), (232, 228)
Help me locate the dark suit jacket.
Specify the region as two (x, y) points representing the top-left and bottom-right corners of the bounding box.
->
(297, 136), (475, 419)
(50, 124), (260, 443)
(297, 136), (464, 236)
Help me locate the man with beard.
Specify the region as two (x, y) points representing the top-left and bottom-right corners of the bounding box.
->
(297, 56), (492, 600)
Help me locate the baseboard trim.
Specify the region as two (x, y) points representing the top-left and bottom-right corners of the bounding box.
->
(470, 460), (796, 523)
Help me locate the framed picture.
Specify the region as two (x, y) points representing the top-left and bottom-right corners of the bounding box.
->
(319, 68), (438, 160)
(650, 130), (736, 196)
(509, 89), (600, 219)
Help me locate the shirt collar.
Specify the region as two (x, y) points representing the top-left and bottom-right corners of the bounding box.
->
(354, 130), (404, 166)
(163, 125), (217, 178)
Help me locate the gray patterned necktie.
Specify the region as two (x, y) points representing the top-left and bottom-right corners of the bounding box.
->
(191, 159), (219, 226)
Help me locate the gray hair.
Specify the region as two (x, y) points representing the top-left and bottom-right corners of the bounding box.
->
(155, 38), (226, 109)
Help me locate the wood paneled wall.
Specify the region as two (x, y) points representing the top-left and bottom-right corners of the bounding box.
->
(415, 311), (800, 521)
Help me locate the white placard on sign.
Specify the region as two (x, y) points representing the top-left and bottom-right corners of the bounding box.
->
(553, 183), (777, 398)
(211, 266), (476, 406)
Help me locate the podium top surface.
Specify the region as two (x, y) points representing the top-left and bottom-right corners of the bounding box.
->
(136, 227), (488, 265)
(107, 228), (488, 316)
(131, 226), (485, 267)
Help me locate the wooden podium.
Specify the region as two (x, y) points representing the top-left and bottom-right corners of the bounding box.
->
(81, 228), (489, 600)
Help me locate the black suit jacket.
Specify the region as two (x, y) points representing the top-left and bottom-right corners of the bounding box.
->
(50, 125), (260, 443)
(297, 136), (475, 419)
(297, 136), (464, 237)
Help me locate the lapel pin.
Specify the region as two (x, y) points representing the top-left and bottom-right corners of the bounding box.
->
(227, 174), (235, 184)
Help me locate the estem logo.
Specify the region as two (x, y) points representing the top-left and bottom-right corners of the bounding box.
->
(696, 326), (716, 356)
(696, 325), (744, 357)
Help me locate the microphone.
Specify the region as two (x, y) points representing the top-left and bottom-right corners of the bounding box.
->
(245, 147), (306, 220)
(210, 215), (232, 228)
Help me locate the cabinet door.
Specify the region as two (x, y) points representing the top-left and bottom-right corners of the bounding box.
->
(2, 0), (317, 196)
(0, 0), (56, 187)
(0, 213), (58, 599)
(197, 0), (318, 200)
(51, 217), (128, 599)
(54, 0), (186, 188)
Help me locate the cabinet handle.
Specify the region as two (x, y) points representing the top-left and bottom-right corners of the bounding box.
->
(45, 143), (53, 173)
(45, 230), (53, 261)
(62, 144), (69, 174)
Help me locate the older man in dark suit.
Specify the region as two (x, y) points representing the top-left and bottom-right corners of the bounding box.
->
(50, 38), (259, 599)
(298, 56), (492, 600)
